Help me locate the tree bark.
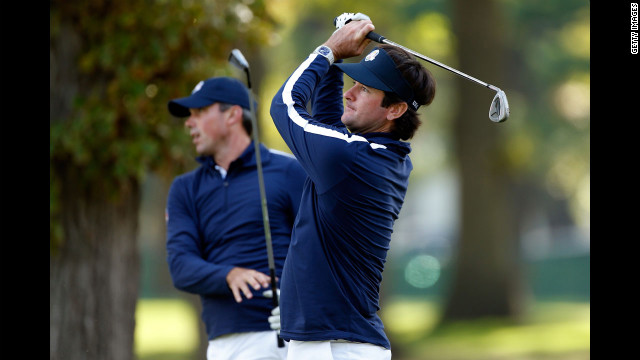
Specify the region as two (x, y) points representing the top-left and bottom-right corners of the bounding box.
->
(50, 11), (142, 359)
(50, 163), (140, 360)
(443, 0), (525, 321)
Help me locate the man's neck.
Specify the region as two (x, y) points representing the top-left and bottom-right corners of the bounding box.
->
(213, 133), (251, 171)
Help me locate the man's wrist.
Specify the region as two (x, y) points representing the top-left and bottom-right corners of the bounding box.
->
(313, 45), (335, 65)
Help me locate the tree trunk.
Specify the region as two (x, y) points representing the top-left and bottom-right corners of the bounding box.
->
(442, 0), (524, 321)
(50, 163), (141, 360)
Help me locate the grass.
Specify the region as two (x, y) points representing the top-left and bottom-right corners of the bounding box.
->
(134, 298), (200, 358)
(381, 297), (590, 360)
(134, 297), (590, 360)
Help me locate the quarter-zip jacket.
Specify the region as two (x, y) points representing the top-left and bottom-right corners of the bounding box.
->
(270, 54), (413, 350)
(166, 142), (306, 340)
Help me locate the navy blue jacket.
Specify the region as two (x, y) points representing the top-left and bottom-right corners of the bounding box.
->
(166, 142), (306, 340)
(270, 55), (413, 349)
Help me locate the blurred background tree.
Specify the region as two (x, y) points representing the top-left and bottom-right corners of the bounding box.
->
(50, 0), (590, 359)
(441, 0), (523, 321)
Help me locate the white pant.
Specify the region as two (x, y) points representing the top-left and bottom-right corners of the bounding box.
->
(207, 331), (288, 360)
(286, 340), (391, 360)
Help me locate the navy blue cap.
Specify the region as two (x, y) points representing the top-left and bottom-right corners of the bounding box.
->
(168, 77), (252, 117)
(335, 47), (419, 111)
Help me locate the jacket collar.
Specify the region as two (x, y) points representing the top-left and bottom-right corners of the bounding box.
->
(196, 141), (271, 170)
(359, 132), (412, 157)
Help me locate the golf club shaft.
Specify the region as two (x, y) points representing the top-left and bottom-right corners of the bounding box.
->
(249, 102), (277, 288)
(250, 89), (283, 346)
(367, 32), (500, 92)
(251, 118), (284, 348)
(236, 55), (285, 348)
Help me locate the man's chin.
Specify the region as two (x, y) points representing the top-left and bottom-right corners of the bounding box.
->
(341, 115), (353, 126)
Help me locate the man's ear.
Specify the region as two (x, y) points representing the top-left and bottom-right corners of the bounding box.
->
(386, 102), (408, 121)
(226, 105), (244, 125)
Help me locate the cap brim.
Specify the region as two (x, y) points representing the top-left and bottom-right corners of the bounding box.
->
(334, 62), (394, 93)
(168, 94), (214, 117)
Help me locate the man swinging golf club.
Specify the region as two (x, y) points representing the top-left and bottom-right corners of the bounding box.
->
(269, 14), (436, 359)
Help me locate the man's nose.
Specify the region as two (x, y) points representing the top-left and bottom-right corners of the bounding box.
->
(344, 86), (354, 100)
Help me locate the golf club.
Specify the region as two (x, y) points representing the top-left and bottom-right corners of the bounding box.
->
(228, 48), (285, 348)
(334, 15), (510, 122)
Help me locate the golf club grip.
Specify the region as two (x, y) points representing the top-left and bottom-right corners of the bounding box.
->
(269, 268), (285, 348)
(366, 31), (386, 43)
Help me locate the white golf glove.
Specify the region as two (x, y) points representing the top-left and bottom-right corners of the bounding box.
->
(333, 12), (371, 32)
(268, 306), (281, 334)
(263, 289), (281, 334)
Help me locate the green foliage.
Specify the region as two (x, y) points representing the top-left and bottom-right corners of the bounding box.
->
(50, 0), (591, 248)
(263, 0), (589, 178)
(50, 0), (276, 250)
(499, 0), (590, 226)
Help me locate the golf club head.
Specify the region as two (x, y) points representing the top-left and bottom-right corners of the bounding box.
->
(229, 49), (252, 89)
(229, 49), (249, 71)
(489, 89), (510, 123)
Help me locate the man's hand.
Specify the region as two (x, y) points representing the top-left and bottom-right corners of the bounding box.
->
(226, 267), (271, 303)
(263, 289), (281, 334)
(324, 19), (375, 61)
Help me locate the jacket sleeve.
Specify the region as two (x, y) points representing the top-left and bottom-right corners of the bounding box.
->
(311, 59), (346, 128)
(270, 54), (367, 194)
(165, 176), (234, 295)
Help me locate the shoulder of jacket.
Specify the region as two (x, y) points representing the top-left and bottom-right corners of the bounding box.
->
(268, 148), (296, 159)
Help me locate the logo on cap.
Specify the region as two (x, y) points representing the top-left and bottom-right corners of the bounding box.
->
(365, 49), (379, 62)
(192, 81), (204, 94)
